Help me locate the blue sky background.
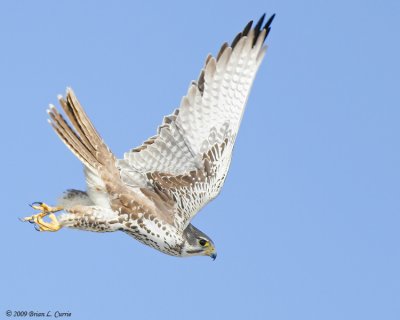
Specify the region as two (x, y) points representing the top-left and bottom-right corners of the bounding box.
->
(1, 0), (399, 319)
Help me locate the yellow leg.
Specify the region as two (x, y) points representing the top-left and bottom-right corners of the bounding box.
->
(20, 202), (63, 232)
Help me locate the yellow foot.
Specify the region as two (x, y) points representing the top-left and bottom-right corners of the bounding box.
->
(20, 202), (63, 232)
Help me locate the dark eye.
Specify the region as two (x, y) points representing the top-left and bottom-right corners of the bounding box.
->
(199, 239), (207, 246)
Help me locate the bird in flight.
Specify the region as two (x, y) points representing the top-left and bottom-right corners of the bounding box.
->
(21, 14), (275, 260)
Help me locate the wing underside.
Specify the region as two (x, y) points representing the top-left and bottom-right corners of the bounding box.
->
(119, 14), (275, 227)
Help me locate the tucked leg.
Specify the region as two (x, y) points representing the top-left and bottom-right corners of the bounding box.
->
(57, 206), (119, 233)
(21, 200), (119, 233)
(21, 190), (93, 233)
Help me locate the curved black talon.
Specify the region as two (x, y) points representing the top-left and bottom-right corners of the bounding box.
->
(30, 202), (43, 208)
(34, 224), (40, 231)
(18, 217), (34, 224)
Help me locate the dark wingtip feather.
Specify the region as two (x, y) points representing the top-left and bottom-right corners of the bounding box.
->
(231, 14), (276, 50)
(242, 20), (253, 36)
(253, 14), (266, 46)
(264, 13), (275, 30)
(216, 42), (229, 61)
(255, 13), (266, 30)
(231, 32), (242, 49)
(254, 13), (276, 46)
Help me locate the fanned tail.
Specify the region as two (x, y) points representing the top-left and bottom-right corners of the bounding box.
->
(47, 88), (118, 177)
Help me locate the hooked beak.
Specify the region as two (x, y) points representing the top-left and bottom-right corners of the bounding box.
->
(203, 242), (217, 260)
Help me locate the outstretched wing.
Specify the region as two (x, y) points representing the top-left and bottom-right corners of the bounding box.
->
(119, 14), (275, 229)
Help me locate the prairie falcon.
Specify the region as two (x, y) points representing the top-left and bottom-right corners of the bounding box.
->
(22, 14), (275, 259)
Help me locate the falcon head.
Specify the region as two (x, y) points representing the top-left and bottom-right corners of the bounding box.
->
(182, 224), (217, 260)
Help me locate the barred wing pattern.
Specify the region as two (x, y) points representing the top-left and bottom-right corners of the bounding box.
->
(118, 14), (275, 229)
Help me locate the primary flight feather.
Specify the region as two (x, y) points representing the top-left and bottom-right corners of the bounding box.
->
(22, 14), (275, 259)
